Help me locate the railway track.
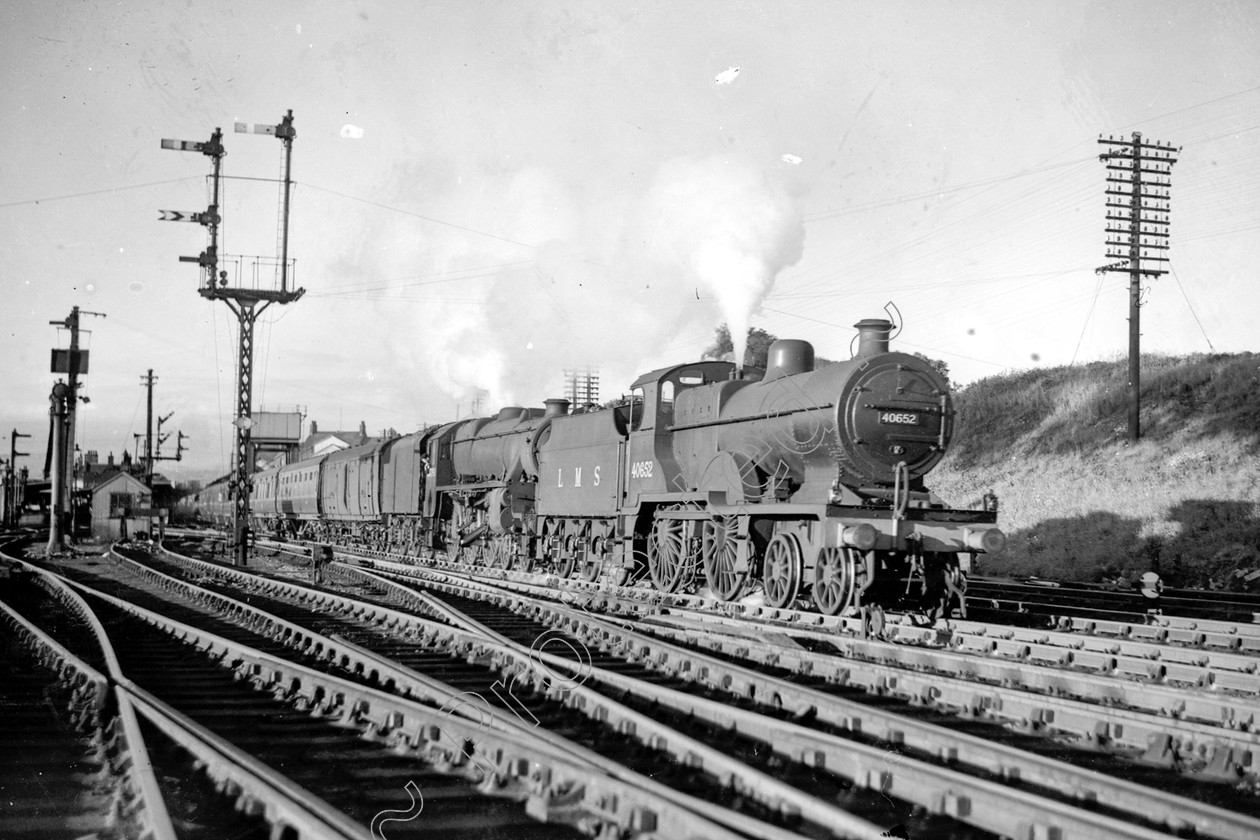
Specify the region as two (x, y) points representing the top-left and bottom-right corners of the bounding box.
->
(968, 577), (1260, 624)
(147, 537), (1260, 838)
(355, 558), (1260, 835)
(109, 542), (914, 839)
(0, 589), (171, 840)
(363, 551), (1260, 750)
(0, 548), (262, 840)
(238, 535), (1260, 652)
(2, 540), (761, 840)
(269, 536), (1260, 695)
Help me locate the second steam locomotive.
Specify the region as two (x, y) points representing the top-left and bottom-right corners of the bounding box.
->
(193, 319), (1004, 620)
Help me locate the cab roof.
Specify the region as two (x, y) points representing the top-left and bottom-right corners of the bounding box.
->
(629, 360), (736, 390)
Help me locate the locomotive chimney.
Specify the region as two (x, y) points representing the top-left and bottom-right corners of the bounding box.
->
(854, 319), (893, 357)
(764, 339), (815, 380)
(543, 398), (571, 418)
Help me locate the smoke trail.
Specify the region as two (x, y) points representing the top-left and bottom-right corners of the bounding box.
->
(641, 155), (805, 368)
(347, 154), (804, 418)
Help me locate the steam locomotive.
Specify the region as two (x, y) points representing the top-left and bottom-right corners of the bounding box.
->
(192, 319), (1003, 620)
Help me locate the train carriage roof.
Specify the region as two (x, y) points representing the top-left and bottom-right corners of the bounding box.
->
(321, 439), (389, 466)
(277, 452), (331, 475)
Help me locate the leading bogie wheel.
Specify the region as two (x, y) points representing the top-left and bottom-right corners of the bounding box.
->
(762, 532), (802, 609)
(812, 547), (858, 616)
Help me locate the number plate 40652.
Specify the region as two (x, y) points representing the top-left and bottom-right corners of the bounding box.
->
(879, 412), (920, 425)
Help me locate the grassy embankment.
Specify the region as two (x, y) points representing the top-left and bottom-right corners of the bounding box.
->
(929, 352), (1260, 588)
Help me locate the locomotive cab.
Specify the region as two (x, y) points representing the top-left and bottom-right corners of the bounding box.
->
(623, 360), (739, 505)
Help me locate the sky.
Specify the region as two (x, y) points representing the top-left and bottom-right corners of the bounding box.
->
(2, 0), (1258, 483)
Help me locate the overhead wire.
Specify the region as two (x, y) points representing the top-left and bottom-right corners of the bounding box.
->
(782, 158), (1099, 303)
(767, 87), (1260, 373)
(1167, 256), (1217, 352)
(121, 388), (144, 469)
(1070, 274), (1107, 366)
(0, 177), (202, 209)
(302, 182), (540, 250)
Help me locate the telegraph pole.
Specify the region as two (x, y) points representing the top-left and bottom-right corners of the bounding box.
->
(47, 383), (70, 552)
(138, 370), (186, 486)
(142, 370), (156, 485)
(162, 110), (304, 566)
(50, 306), (104, 539)
(5, 430), (30, 527)
(1097, 132), (1180, 441)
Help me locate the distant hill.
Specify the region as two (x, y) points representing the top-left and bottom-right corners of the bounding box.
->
(928, 352), (1260, 589)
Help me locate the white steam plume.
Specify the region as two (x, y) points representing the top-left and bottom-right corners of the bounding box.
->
(643, 156), (805, 369)
(348, 154), (804, 420)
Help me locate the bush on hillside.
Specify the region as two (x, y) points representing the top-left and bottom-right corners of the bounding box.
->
(944, 352), (1260, 587)
(948, 352), (1260, 470)
(989, 498), (1260, 588)
(1152, 498), (1260, 587)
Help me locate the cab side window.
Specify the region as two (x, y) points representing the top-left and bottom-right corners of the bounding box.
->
(628, 387), (646, 431)
(659, 380), (676, 425)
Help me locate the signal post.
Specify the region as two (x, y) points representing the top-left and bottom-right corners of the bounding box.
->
(163, 110), (304, 566)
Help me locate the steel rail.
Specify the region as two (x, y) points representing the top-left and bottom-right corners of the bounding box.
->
(391, 572), (1230, 840)
(381, 564), (1260, 840)
(245, 533), (1260, 646)
(164, 537), (906, 839)
(1058, 614), (1260, 650)
(361, 557), (1260, 739)
(45, 564), (765, 840)
(324, 630), (870, 840)
(557, 604), (1260, 839)
(124, 686), (386, 840)
(314, 538), (1260, 680)
(196, 539), (1260, 826)
(165, 532), (912, 840)
(18, 560), (366, 839)
(0, 566), (178, 840)
(96, 545), (851, 840)
(638, 608), (1260, 773)
(646, 603), (1260, 714)
(142, 544), (894, 838)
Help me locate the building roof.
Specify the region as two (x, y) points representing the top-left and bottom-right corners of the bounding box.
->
(88, 470), (151, 495)
(82, 463), (170, 491)
(299, 429), (377, 459)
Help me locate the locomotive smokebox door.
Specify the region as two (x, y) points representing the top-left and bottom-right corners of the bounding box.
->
(837, 363), (952, 485)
